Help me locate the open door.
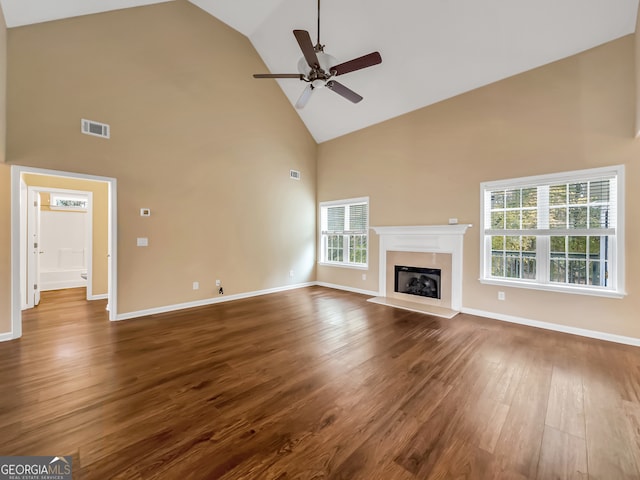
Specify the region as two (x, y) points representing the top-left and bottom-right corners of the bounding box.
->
(20, 177), (28, 309)
(27, 189), (41, 307)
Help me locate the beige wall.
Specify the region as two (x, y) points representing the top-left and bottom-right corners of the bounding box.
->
(22, 174), (109, 295)
(4, 1), (317, 317)
(0, 6), (9, 335)
(318, 36), (640, 339)
(0, 3), (5, 161)
(1, 1), (638, 340)
(636, 6), (640, 137)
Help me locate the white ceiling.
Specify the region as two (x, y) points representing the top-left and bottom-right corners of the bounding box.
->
(0, 0), (172, 28)
(1, 0), (638, 143)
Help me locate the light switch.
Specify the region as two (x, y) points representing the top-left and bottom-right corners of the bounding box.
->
(137, 237), (149, 247)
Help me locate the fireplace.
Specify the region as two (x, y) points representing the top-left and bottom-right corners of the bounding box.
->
(369, 224), (472, 316)
(394, 266), (441, 299)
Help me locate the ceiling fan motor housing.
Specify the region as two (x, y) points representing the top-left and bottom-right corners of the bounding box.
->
(298, 52), (337, 83)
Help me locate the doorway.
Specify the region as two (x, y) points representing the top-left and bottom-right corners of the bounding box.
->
(24, 186), (92, 308)
(10, 166), (118, 338)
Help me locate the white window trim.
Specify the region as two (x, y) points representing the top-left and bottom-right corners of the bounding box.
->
(318, 196), (369, 269)
(50, 192), (89, 211)
(479, 165), (625, 298)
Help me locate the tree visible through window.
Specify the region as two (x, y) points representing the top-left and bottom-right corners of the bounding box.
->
(320, 198), (369, 267)
(481, 166), (624, 296)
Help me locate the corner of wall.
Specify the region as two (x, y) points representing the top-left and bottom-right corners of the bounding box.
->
(636, 5), (640, 137)
(0, 6), (12, 337)
(0, 5), (6, 162)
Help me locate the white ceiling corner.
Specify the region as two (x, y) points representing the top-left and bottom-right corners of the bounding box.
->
(0, 0), (173, 27)
(1, 0), (638, 143)
(188, 0), (288, 36)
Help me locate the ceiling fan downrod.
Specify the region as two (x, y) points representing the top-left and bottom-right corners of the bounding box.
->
(316, 0), (323, 52)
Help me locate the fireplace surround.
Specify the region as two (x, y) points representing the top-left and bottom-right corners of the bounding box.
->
(369, 224), (472, 317)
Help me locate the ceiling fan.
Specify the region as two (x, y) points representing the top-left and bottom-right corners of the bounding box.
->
(253, 0), (382, 109)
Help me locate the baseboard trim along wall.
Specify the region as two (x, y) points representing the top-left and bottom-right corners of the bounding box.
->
(114, 282), (316, 321)
(88, 293), (108, 301)
(0, 332), (15, 343)
(4, 283), (638, 348)
(314, 282), (379, 297)
(461, 307), (640, 348)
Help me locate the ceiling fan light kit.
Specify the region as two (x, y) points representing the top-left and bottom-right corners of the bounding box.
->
(253, 0), (382, 109)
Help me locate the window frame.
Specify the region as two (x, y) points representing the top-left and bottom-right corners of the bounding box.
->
(49, 193), (89, 211)
(479, 166), (625, 298)
(318, 196), (369, 270)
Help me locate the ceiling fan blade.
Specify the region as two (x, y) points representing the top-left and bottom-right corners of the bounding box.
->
(253, 74), (304, 79)
(330, 52), (382, 76)
(326, 81), (363, 103)
(295, 85), (314, 109)
(293, 30), (320, 69)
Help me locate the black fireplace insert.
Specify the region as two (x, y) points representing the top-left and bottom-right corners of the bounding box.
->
(394, 265), (441, 299)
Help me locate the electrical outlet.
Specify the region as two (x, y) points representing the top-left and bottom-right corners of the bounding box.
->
(362, 273), (367, 280)
(289, 270), (294, 278)
(218, 287), (224, 295)
(498, 291), (505, 301)
(215, 279), (221, 287)
(193, 281), (199, 290)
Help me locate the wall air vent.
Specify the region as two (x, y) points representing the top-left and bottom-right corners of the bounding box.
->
(81, 119), (110, 139)
(290, 169), (301, 180)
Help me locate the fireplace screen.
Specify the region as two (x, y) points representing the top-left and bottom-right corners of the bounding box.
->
(394, 265), (441, 299)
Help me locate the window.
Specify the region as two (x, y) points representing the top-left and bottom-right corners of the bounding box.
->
(320, 197), (369, 268)
(480, 166), (624, 297)
(50, 194), (88, 210)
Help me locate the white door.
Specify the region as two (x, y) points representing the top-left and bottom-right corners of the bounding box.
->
(27, 190), (41, 307)
(20, 178), (28, 309)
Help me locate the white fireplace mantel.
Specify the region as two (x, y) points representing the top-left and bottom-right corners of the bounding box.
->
(371, 224), (472, 312)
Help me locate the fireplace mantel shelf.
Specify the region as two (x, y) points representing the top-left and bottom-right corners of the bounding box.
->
(371, 224), (472, 236)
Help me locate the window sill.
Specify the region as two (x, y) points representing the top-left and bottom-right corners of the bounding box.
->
(318, 262), (368, 271)
(479, 278), (626, 299)
(50, 206), (88, 212)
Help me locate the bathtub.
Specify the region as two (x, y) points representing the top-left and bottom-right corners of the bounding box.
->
(40, 269), (87, 291)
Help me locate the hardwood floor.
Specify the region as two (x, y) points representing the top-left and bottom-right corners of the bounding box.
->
(1, 287), (640, 479)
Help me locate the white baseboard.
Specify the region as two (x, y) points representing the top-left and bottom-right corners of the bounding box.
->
(8, 283), (639, 348)
(314, 282), (379, 297)
(88, 293), (108, 301)
(0, 331), (16, 343)
(114, 282), (316, 321)
(461, 307), (640, 347)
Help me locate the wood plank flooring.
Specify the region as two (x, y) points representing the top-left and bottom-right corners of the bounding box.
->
(1, 286), (640, 479)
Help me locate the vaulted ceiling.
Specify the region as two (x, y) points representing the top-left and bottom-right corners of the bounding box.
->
(1, 0), (638, 142)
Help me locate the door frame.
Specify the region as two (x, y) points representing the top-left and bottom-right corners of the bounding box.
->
(24, 186), (94, 306)
(10, 165), (118, 338)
